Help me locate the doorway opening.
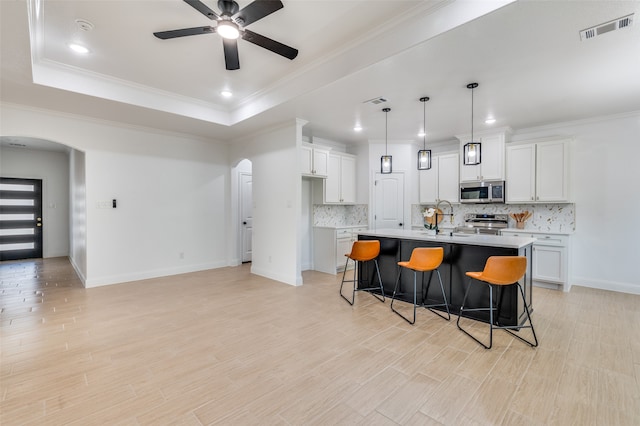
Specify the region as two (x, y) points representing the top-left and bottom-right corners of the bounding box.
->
(235, 159), (253, 264)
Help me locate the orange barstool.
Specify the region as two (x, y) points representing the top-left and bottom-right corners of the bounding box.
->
(457, 256), (538, 349)
(339, 240), (384, 305)
(391, 247), (450, 325)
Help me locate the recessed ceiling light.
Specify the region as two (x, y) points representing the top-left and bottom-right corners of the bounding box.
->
(221, 90), (233, 98)
(68, 43), (90, 54)
(418, 131), (426, 137)
(353, 125), (362, 132)
(485, 118), (496, 124)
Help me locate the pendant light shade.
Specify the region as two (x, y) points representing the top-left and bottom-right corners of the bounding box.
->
(381, 107), (392, 174)
(417, 96), (431, 170)
(464, 82), (481, 166)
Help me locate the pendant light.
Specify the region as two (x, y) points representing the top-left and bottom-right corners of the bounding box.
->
(381, 107), (392, 174)
(463, 82), (481, 166)
(417, 96), (431, 170)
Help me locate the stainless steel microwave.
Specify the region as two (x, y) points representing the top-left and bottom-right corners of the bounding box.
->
(460, 180), (505, 203)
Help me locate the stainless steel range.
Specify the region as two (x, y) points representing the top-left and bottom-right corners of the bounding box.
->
(455, 213), (508, 235)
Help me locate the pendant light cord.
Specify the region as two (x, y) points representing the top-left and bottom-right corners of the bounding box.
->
(382, 107), (390, 155)
(467, 82), (478, 142)
(423, 99), (426, 150)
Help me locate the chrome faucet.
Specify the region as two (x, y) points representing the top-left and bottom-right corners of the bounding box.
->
(435, 199), (454, 225)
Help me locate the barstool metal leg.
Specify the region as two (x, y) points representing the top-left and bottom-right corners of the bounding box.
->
(340, 257), (385, 305)
(458, 280), (538, 349)
(391, 267), (417, 325)
(422, 269), (451, 321)
(457, 279), (495, 349)
(339, 256), (355, 305)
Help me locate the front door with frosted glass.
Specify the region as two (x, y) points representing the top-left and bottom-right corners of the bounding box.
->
(0, 177), (43, 261)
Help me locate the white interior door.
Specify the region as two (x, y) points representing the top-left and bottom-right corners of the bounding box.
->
(240, 173), (253, 263)
(374, 173), (404, 230)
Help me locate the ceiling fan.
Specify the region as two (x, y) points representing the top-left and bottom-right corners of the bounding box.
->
(154, 0), (298, 70)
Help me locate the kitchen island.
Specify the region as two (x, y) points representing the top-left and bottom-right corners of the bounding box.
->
(357, 229), (536, 326)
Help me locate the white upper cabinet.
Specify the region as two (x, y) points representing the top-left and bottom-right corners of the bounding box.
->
(506, 138), (570, 203)
(301, 143), (330, 178)
(419, 153), (459, 204)
(325, 152), (356, 204)
(457, 130), (509, 182)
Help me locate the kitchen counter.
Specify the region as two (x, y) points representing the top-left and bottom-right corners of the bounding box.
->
(359, 228), (536, 249)
(356, 229), (534, 326)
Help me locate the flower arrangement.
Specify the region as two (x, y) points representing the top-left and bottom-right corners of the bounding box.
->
(423, 207), (437, 230)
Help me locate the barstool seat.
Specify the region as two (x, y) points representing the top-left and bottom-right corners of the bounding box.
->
(457, 256), (538, 349)
(391, 247), (450, 325)
(339, 240), (384, 305)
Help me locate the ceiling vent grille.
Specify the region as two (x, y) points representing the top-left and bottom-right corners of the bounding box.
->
(580, 13), (634, 41)
(363, 96), (387, 105)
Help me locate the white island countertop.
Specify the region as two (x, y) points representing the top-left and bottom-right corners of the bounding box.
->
(357, 228), (536, 249)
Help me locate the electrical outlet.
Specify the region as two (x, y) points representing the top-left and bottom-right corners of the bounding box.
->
(179, 252), (184, 259)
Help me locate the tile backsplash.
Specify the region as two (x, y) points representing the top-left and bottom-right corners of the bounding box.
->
(314, 204), (368, 227)
(412, 203), (575, 233)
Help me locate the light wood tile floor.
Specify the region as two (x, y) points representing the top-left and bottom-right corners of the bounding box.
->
(1, 257), (639, 425)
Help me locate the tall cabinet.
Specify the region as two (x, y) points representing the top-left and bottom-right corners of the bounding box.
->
(456, 129), (510, 182)
(419, 153), (459, 203)
(324, 152), (356, 204)
(506, 138), (570, 203)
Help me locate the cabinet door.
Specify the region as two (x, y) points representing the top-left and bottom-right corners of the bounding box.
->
(336, 237), (353, 270)
(324, 154), (341, 203)
(506, 144), (536, 202)
(438, 153), (459, 202)
(340, 155), (356, 203)
(301, 145), (313, 175)
(460, 162), (480, 182)
(419, 158), (439, 203)
(478, 134), (505, 181)
(313, 148), (330, 177)
(532, 244), (565, 283)
(536, 140), (568, 202)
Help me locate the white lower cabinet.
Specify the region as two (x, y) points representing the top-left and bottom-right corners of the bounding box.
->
(501, 230), (570, 291)
(501, 229), (570, 291)
(313, 226), (367, 274)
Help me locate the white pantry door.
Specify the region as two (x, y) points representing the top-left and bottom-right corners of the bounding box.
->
(240, 173), (253, 263)
(373, 173), (404, 230)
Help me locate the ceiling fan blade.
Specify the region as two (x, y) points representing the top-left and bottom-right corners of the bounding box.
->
(223, 38), (240, 70)
(154, 26), (215, 39)
(232, 0), (283, 27)
(183, 0), (220, 20)
(242, 29), (298, 60)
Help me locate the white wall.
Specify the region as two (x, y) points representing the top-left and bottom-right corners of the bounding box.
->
(230, 120), (303, 286)
(69, 149), (87, 282)
(1, 104), (230, 287)
(511, 112), (640, 294)
(0, 146), (70, 258)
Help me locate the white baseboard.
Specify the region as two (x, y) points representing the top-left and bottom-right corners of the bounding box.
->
(571, 277), (640, 295)
(84, 261), (227, 288)
(250, 265), (302, 286)
(68, 255), (87, 286)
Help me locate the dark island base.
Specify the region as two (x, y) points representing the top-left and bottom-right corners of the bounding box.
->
(357, 235), (533, 326)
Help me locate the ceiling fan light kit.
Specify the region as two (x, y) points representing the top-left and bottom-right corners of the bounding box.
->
(463, 82), (481, 166)
(417, 96), (431, 170)
(153, 0), (298, 70)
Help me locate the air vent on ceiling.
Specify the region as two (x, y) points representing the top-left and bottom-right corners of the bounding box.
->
(362, 96), (387, 105)
(9, 143), (27, 148)
(580, 13), (634, 41)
